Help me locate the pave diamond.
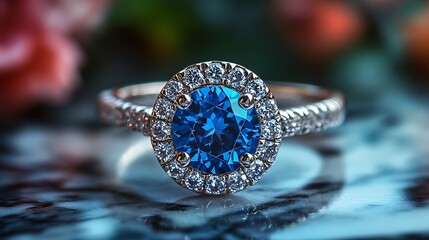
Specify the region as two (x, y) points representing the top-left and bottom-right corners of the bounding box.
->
(257, 98), (278, 118)
(205, 176), (226, 195)
(282, 111), (303, 136)
(184, 67), (204, 90)
(227, 171), (248, 192)
(184, 170), (204, 192)
(246, 160), (265, 181)
(153, 98), (176, 121)
(151, 121), (171, 141)
(154, 141), (176, 163)
(256, 140), (280, 163)
(245, 79), (267, 101)
(205, 63), (225, 84)
(227, 67), (246, 89)
(165, 161), (185, 180)
(172, 86), (261, 174)
(261, 119), (282, 139)
(162, 80), (184, 101)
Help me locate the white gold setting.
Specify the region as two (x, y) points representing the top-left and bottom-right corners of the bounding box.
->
(97, 60), (345, 195)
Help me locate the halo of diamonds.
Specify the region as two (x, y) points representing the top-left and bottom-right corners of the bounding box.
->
(150, 61), (283, 195)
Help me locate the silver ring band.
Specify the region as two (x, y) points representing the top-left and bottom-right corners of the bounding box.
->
(98, 82), (345, 138)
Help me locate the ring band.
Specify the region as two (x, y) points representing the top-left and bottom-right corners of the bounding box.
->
(97, 61), (345, 195)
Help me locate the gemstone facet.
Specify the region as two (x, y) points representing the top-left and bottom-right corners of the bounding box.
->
(172, 86), (260, 174)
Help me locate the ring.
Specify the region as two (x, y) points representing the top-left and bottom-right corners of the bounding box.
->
(98, 61), (345, 195)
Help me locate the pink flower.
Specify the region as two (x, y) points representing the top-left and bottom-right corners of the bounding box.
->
(0, 0), (108, 119)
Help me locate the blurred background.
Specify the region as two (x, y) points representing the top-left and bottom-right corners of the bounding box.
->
(1, 0), (429, 239)
(1, 0), (428, 122)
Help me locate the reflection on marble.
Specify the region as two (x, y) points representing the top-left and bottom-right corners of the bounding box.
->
(1, 93), (429, 239)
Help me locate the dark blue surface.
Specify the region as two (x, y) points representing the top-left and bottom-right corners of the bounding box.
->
(172, 86), (260, 174)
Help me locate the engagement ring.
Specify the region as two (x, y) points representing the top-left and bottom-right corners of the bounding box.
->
(98, 61), (345, 195)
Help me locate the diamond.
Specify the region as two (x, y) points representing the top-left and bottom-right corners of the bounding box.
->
(227, 67), (246, 89)
(153, 98), (176, 121)
(256, 140), (280, 163)
(246, 160), (265, 181)
(227, 171), (248, 192)
(261, 119), (282, 139)
(172, 86), (260, 174)
(184, 67), (204, 90)
(154, 141), (176, 163)
(245, 79), (267, 101)
(205, 63), (225, 84)
(162, 80), (183, 101)
(184, 170), (204, 192)
(282, 110), (303, 136)
(256, 98), (278, 118)
(205, 176), (226, 195)
(151, 121), (171, 141)
(304, 109), (322, 132)
(165, 161), (185, 180)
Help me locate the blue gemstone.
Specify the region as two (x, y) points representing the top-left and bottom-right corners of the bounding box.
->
(172, 86), (260, 174)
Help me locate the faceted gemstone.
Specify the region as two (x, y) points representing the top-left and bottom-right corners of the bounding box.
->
(172, 86), (260, 174)
(205, 176), (226, 195)
(246, 160), (265, 182)
(227, 67), (246, 90)
(257, 98), (278, 118)
(151, 121), (170, 141)
(261, 119), (282, 139)
(227, 171), (248, 192)
(153, 98), (176, 121)
(165, 161), (185, 180)
(205, 63), (225, 84)
(184, 67), (204, 90)
(154, 141), (176, 163)
(184, 170), (204, 191)
(245, 79), (267, 100)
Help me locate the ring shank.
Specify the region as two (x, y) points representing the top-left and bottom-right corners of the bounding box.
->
(98, 82), (345, 137)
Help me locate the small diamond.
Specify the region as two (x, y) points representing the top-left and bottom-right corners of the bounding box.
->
(205, 63), (225, 84)
(227, 171), (248, 192)
(246, 160), (265, 181)
(154, 98), (176, 121)
(245, 79), (267, 100)
(257, 98), (278, 118)
(184, 67), (204, 90)
(165, 161), (185, 180)
(184, 170), (205, 192)
(261, 119), (282, 139)
(282, 111), (303, 136)
(256, 140), (280, 163)
(304, 109), (322, 131)
(205, 176), (226, 195)
(227, 67), (246, 89)
(154, 141), (176, 163)
(162, 80), (183, 101)
(151, 121), (171, 140)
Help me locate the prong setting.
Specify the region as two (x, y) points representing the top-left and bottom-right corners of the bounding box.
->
(240, 153), (254, 168)
(238, 93), (255, 109)
(176, 152), (190, 167)
(176, 94), (192, 109)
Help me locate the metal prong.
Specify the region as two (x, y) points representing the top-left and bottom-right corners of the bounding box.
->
(240, 153), (254, 168)
(176, 94), (192, 109)
(238, 94), (254, 109)
(176, 152), (190, 167)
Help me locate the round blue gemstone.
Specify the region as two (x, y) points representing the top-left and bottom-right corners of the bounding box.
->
(172, 86), (260, 174)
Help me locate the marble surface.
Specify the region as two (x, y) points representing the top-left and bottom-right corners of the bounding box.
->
(1, 91), (429, 239)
